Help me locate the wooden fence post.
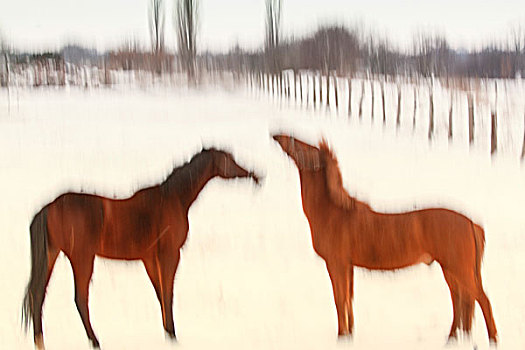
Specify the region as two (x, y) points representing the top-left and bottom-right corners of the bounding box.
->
(326, 73), (331, 108)
(348, 78), (352, 117)
(448, 94), (453, 140)
(299, 73), (303, 105)
(371, 80), (375, 121)
(381, 81), (386, 124)
(428, 89), (434, 140)
(521, 112), (525, 160)
(294, 72), (297, 101)
(468, 93), (475, 145)
(412, 88), (417, 130)
(358, 80), (365, 119)
(396, 85), (402, 128)
(313, 73), (317, 107)
(334, 75), (339, 111)
(491, 110), (497, 155)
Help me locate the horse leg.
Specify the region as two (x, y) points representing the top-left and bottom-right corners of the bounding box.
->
(344, 265), (354, 335)
(70, 255), (100, 348)
(473, 282), (497, 343)
(33, 245), (60, 350)
(326, 261), (351, 336)
(449, 266), (498, 343)
(143, 257), (162, 305)
(158, 250), (180, 339)
(442, 269), (461, 341)
(143, 256), (164, 330)
(460, 296), (475, 336)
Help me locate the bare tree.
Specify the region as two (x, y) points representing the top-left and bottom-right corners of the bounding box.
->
(149, 0), (165, 54)
(510, 24), (524, 55)
(175, 0), (198, 83)
(510, 23), (525, 77)
(413, 31), (451, 78)
(371, 38), (396, 75)
(265, 0), (282, 74)
(413, 32), (433, 77)
(0, 30), (9, 87)
(0, 30), (11, 112)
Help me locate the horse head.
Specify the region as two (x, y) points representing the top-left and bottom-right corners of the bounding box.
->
(273, 134), (355, 210)
(209, 149), (261, 185)
(272, 133), (323, 171)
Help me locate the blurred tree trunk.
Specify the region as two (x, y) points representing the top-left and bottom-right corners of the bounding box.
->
(150, 0), (165, 54)
(265, 0), (282, 76)
(175, 0), (197, 84)
(149, 0), (165, 74)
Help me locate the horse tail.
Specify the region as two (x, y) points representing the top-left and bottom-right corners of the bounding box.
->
(472, 222), (486, 286)
(22, 207), (49, 331)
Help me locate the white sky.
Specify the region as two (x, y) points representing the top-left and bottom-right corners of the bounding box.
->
(0, 0), (524, 52)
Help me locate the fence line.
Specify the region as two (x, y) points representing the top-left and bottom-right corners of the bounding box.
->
(249, 71), (525, 160)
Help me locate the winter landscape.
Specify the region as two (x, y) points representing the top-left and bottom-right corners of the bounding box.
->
(2, 0), (525, 350)
(0, 80), (523, 350)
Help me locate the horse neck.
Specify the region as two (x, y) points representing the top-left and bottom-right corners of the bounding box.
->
(297, 169), (338, 255)
(298, 170), (332, 218)
(164, 154), (217, 211)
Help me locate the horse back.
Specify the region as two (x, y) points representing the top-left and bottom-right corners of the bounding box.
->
(315, 205), (479, 270)
(46, 193), (105, 257)
(46, 190), (188, 260)
(408, 208), (479, 267)
(98, 189), (188, 258)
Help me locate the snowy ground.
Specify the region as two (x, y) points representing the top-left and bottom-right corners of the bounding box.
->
(1, 85), (524, 350)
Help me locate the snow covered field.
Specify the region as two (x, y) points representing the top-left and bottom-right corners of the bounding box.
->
(1, 85), (524, 350)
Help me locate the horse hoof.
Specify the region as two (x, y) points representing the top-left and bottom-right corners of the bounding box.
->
(166, 331), (177, 342)
(35, 335), (45, 350)
(337, 332), (353, 343)
(337, 334), (353, 343)
(445, 335), (458, 347)
(90, 338), (100, 349)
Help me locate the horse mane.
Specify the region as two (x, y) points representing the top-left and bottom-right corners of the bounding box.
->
(318, 140), (355, 211)
(160, 149), (214, 196)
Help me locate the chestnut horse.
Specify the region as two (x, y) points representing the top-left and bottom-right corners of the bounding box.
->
(22, 148), (260, 349)
(272, 134), (497, 343)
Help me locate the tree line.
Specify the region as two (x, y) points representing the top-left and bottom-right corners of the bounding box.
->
(2, 0), (525, 85)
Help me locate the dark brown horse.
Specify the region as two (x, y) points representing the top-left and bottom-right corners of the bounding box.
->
(22, 148), (260, 349)
(272, 133), (497, 344)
